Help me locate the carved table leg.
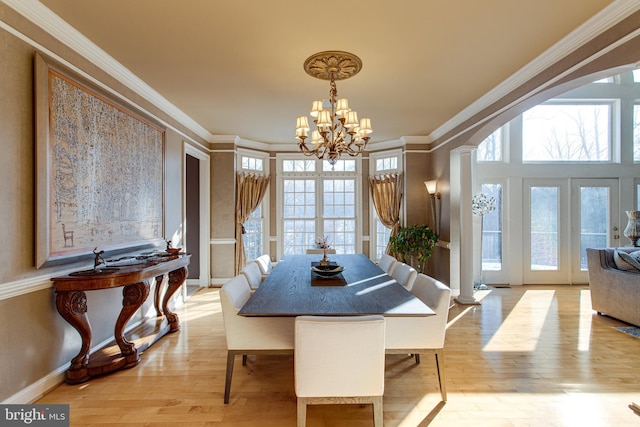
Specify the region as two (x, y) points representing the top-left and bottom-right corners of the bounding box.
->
(56, 291), (92, 384)
(115, 281), (150, 368)
(164, 266), (188, 332)
(154, 274), (165, 316)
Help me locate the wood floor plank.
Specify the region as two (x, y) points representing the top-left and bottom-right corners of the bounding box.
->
(36, 285), (640, 426)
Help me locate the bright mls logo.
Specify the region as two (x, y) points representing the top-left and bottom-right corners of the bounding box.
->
(0, 405), (69, 426)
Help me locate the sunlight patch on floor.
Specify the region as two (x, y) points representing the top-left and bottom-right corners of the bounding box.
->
(578, 289), (593, 351)
(482, 289), (555, 352)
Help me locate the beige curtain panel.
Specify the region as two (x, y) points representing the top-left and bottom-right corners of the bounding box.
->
(369, 173), (403, 254)
(235, 172), (270, 274)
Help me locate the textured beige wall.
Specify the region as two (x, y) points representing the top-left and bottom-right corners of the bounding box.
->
(211, 150), (236, 279)
(0, 4), (207, 402)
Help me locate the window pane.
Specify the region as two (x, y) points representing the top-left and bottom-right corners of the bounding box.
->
(375, 219), (391, 261)
(481, 183), (502, 271)
(580, 187), (609, 270)
(523, 104), (611, 161)
(322, 178), (356, 254)
(530, 187), (559, 270)
(241, 156), (263, 171)
(283, 220), (315, 255)
(375, 157), (398, 172)
(323, 159), (355, 171)
(283, 159), (315, 172)
(477, 128), (502, 162)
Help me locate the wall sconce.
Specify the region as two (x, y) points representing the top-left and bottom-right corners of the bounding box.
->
(424, 180), (441, 235)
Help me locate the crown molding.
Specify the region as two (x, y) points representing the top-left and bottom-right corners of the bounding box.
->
(429, 0), (640, 142)
(3, 0), (637, 152)
(2, 0), (213, 143)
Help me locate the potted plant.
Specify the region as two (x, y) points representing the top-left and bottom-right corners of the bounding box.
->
(388, 224), (438, 273)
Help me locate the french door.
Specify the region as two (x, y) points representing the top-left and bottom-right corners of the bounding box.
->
(523, 178), (619, 284)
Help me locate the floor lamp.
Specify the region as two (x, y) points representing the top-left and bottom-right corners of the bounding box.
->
(424, 180), (441, 236)
(471, 193), (496, 290)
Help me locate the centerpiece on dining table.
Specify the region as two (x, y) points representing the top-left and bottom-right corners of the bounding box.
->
(311, 236), (344, 278)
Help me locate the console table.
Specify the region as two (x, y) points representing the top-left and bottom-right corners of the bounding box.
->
(52, 253), (190, 384)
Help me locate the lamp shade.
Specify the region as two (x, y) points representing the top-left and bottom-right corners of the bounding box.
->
(310, 101), (323, 118)
(336, 98), (350, 117)
(425, 180), (437, 195)
(359, 118), (372, 134)
(316, 110), (331, 129)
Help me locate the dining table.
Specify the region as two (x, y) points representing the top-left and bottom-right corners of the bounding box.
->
(239, 253), (434, 317)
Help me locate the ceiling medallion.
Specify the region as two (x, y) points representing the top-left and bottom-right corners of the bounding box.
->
(295, 51), (372, 167)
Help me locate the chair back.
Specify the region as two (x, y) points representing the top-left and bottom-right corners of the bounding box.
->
(220, 274), (294, 350)
(391, 262), (418, 291)
(410, 273), (451, 347)
(240, 261), (263, 290)
(378, 253), (397, 275)
(295, 315), (385, 398)
(255, 254), (273, 276)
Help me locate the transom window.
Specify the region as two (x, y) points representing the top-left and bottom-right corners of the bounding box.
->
(522, 103), (612, 162)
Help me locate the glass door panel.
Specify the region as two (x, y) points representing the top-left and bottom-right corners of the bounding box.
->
(524, 179), (569, 284)
(571, 179), (619, 283)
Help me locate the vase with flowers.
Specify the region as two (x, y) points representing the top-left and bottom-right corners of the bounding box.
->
(315, 236), (332, 266)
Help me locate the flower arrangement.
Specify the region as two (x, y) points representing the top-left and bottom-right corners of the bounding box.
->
(315, 236), (332, 265)
(315, 236), (331, 249)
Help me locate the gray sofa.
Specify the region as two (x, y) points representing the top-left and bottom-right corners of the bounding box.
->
(586, 247), (640, 327)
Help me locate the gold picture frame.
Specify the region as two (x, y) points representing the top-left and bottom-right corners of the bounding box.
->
(35, 53), (165, 267)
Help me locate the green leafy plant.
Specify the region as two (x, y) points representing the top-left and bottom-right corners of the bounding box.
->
(388, 224), (438, 273)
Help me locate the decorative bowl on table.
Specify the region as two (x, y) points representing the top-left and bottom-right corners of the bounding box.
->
(311, 264), (344, 277)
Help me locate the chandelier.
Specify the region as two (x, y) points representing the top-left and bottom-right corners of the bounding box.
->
(295, 51), (372, 166)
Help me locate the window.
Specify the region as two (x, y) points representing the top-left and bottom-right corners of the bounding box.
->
(481, 183), (502, 271)
(478, 128), (503, 162)
(282, 178), (316, 254)
(369, 149), (403, 261)
(238, 150), (269, 260)
(243, 206), (263, 261)
(279, 157), (360, 256)
(523, 103), (611, 162)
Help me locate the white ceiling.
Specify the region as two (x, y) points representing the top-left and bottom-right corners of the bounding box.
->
(27, 0), (624, 145)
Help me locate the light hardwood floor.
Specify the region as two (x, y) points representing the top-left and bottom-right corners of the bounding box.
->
(37, 285), (640, 426)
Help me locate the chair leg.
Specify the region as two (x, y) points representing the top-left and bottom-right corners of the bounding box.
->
(414, 353), (421, 364)
(297, 397), (307, 427)
(434, 349), (447, 402)
(224, 351), (236, 404)
(372, 396), (383, 427)
(242, 354), (248, 365)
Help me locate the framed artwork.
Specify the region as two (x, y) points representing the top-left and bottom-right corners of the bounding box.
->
(35, 53), (165, 268)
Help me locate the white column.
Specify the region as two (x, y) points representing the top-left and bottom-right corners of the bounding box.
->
(451, 146), (480, 305)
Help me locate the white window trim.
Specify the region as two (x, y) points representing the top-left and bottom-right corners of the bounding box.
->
(276, 153), (363, 259)
(521, 99), (620, 164)
(368, 149), (403, 261)
(237, 148), (270, 261)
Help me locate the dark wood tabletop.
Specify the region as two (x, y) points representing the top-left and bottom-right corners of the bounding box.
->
(238, 254), (434, 317)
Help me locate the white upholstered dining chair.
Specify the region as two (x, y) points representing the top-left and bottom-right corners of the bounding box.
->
(390, 261), (417, 291)
(385, 273), (452, 401)
(240, 261), (263, 290)
(219, 274), (294, 403)
(378, 253), (398, 275)
(295, 315), (386, 427)
(255, 254), (273, 278)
